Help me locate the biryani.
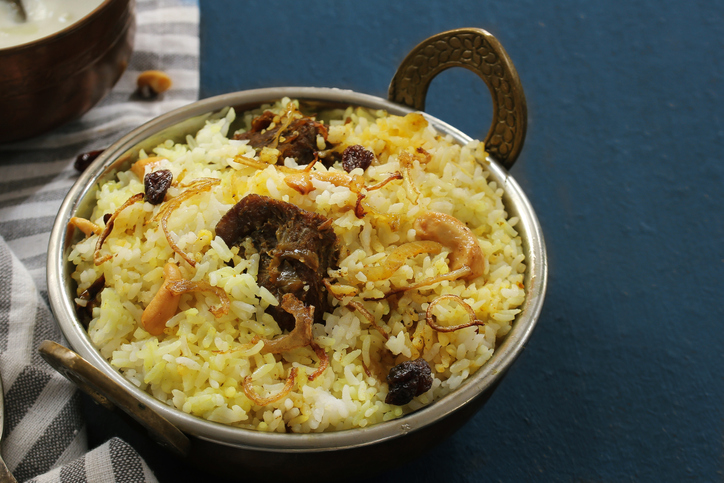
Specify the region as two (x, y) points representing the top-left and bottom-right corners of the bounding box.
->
(67, 98), (526, 433)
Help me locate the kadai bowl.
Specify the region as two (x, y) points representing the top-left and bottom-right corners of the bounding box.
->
(44, 28), (547, 480)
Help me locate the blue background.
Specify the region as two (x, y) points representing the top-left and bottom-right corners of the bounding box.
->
(89, 1), (724, 481)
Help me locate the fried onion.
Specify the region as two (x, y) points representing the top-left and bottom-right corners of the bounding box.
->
(152, 177), (220, 267)
(94, 193), (144, 265)
(308, 341), (329, 381)
(242, 367), (298, 406)
(258, 293), (314, 354)
(166, 279), (230, 317)
(364, 267), (473, 301)
(399, 150), (430, 202)
(323, 279), (388, 340)
(425, 294), (486, 333)
(364, 240), (443, 282)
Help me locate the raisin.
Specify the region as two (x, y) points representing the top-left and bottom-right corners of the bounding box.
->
(144, 169), (173, 205)
(74, 149), (104, 172)
(342, 145), (374, 173)
(385, 358), (433, 406)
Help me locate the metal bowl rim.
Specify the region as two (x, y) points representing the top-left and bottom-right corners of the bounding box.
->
(47, 86), (547, 452)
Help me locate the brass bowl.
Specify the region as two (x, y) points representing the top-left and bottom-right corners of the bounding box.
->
(43, 28), (546, 479)
(0, 0), (135, 143)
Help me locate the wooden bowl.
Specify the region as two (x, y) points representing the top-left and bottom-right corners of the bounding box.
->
(0, 0), (135, 143)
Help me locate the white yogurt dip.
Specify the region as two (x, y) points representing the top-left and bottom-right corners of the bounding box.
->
(0, 0), (103, 49)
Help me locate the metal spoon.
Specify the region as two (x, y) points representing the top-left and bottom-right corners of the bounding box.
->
(4, 0), (26, 22)
(0, 372), (18, 483)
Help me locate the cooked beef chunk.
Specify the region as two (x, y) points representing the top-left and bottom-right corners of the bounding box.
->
(385, 358), (433, 406)
(215, 194), (339, 331)
(233, 110), (329, 166)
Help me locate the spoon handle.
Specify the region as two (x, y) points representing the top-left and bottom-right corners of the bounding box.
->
(8, 0), (27, 22)
(0, 456), (17, 483)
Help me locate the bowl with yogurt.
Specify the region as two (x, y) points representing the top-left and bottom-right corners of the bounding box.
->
(0, 0), (135, 143)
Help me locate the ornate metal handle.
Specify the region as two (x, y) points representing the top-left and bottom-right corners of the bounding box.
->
(389, 28), (527, 170)
(38, 340), (190, 456)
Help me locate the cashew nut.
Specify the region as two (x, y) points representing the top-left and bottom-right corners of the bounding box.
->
(414, 211), (487, 280)
(136, 70), (172, 98)
(131, 156), (165, 179)
(141, 262), (182, 335)
(69, 217), (102, 236)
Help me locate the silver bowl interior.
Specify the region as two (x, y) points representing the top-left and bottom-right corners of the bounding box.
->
(47, 87), (547, 452)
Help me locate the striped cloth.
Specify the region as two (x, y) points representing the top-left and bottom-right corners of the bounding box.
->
(0, 0), (199, 481)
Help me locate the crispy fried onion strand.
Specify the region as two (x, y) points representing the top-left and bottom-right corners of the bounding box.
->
(152, 177), (221, 267)
(232, 154), (300, 174)
(242, 367), (298, 406)
(94, 193), (144, 265)
(284, 164), (402, 219)
(322, 280), (359, 299)
(259, 294), (314, 354)
(323, 279), (389, 340)
(425, 294), (486, 333)
(252, 294), (330, 380)
(166, 279), (230, 317)
(347, 300), (389, 340)
(308, 341), (329, 381)
(364, 240), (443, 282)
(354, 171), (403, 219)
(399, 148), (431, 202)
(270, 103), (299, 150)
(365, 266), (472, 301)
(284, 157), (364, 196)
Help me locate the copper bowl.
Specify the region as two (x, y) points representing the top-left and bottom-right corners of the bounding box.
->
(0, 0), (135, 143)
(43, 28), (547, 480)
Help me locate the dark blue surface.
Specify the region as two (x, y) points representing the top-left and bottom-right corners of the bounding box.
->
(87, 1), (724, 481)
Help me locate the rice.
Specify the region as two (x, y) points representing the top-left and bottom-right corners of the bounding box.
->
(68, 98), (526, 433)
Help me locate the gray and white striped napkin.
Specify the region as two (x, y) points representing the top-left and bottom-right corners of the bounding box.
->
(0, 0), (199, 481)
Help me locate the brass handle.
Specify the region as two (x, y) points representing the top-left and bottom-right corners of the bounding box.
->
(38, 340), (190, 456)
(389, 28), (527, 170)
(0, 457), (17, 483)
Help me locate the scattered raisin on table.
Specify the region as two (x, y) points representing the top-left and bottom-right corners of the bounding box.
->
(342, 144), (375, 173)
(385, 358), (433, 406)
(144, 169), (173, 205)
(74, 149), (104, 172)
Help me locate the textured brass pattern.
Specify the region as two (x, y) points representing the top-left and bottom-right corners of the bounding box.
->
(389, 28), (527, 170)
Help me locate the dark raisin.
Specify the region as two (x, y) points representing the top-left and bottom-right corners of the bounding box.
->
(74, 149), (104, 172)
(385, 358), (433, 406)
(342, 145), (374, 173)
(144, 169), (173, 205)
(103, 213), (112, 224)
